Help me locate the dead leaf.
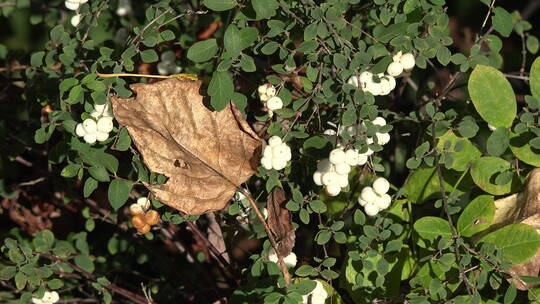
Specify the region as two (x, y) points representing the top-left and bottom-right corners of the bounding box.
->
(267, 187), (295, 257)
(489, 169), (540, 290)
(111, 79), (261, 215)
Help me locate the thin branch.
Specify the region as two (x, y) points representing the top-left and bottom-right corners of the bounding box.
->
(481, 0), (496, 32)
(38, 252), (151, 304)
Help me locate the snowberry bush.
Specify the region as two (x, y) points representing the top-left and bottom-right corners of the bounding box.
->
(2, 0), (540, 304)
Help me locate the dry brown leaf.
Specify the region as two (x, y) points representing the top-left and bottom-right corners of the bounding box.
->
(267, 187), (295, 257)
(111, 79), (261, 215)
(490, 169), (540, 290)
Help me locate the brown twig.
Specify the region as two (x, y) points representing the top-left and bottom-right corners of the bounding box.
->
(38, 252), (151, 304)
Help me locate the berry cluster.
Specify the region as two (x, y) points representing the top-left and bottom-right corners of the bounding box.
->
(387, 52), (416, 77)
(75, 103), (114, 144)
(260, 136), (292, 171)
(157, 51), (182, 75)
(324, 116), (390, 149)
(129, 197), (160, 234)
(313, 148), (368, 197)
(347, 52), (416, 96)
(358, 177), (392, 217)
(258, 84), (283, 115)
(267, 247), (297, 268)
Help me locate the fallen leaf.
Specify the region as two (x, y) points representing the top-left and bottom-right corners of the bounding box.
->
(487, 169), (540, 290)
(111, 79), (261, 215)
(267, 187), (295, 257)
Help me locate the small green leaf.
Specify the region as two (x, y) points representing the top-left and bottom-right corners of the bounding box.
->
(61, 163), (81, 178)
(74, 254), (95, 273)
(414, 216), (452, 242)
(108, 179), (132, 210)
(252, 0), (278, 19)
(208, 71), (234, 111)
(491, 7), (513, 37)
(203, 0), (237, 11)
(114, 128), (132, 151)
(457, 195), (495, 237)
(486, 127), (510, 156)
(84, 177), (98, 198)
(468, 65), (516, 128)
(187, 39), (218, 63)
(140, 49), (158, 63)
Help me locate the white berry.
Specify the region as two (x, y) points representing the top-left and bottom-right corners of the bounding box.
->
(313, 172), (323, 186)
(272, 158), (287, 170)
(358, 197), (368, 206)
(325, 185), (341, 197)
(376, 132), (390, 145)
(75, 123), (86, 137)
(375, 193), (392, 209)
(260, 94), (269, 102)
(65, 0), (80, 10)
(372, 117), (386, 126)
(83, 132), (97, 144)
(322, 171), (338, 186)
(137, 197), (151, 211)
(261, 157), (273, 170)
(82, 118), (97, 134)
(360, 186), (378, 202)
(345, 149), (359, 166)
(359, 71), (373, 84)
(357, 153), (368, 165)
(266, 96), (283, 111)
(97, 117), (114, 133)
(272, 144), (289, 159)
(364, 201), (380, 217)
(400, 53), (416, 70)
(266, 86), (276, 97)
(268, 136), (282, 147)
(373, 177), (390, 195)
(130, 203), (143, 215)
(96, 131), (109, 142)
(71, 14), (82, 27)
(263, 146), (273, 158)
(329, 149), (346, 165)
(258, 85), (267, 95)
(335, 163), (351, 175)
(337, 174), (349, 188)
(347, 75), (359, 87)
(387, 61), (404, 77)
(387, 75), (396, 90)
(379, 78), (392, 96)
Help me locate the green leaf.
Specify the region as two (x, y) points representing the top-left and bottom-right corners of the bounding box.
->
(140, 49), (158, 63)
(504, 283), (517, 304)
(491, 7), (513, 37)
(47, 278), (64, 290)
(74, 254), (95, 273)
(470, 157), (514, 195)
(239, 54), (256, 72)
(457, 195), (495, 237)
(481, 223), (540, 264)
(88, 166), (110, 182)
(288, 280), (316, 295)
(108, 179), (132, 210)
(437, 130), (481, 171)
(252, 0), (278, 19)
(509, 132), (540, 167)
(224, 25), (242, 58)
(0, 266), (16, 280)
(526, 36), (539, 54)
(414, 216), (452, 242)
(30, 51), (45, 66)
(468, 65), (516, 128)
(486, 127), (510, 156)
(530, 57), (540, 100)
(61, 163), (81, 178)
(113, 128), (132, 151)
(203, 0), (237, 11)
(187, 39), (218, 63)
(83, 177), (98, 198)
(14, 272), (26, 290)
(208, 71), (234, 111)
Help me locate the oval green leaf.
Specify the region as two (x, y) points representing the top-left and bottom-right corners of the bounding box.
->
(108, 179), (132, 210)
(468, 65), (516, 128)
(203, 0), (237, 11)
(437, 130), (481, 171)
(530, 57), (540, 100)
(187, 39), (218, 63)
(509, 132), (540, 167)
(480, 223), (540, 264)
(457, 195), (495, 237)
(414, 216), (452, 242)
(470, 157), (514, 195)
